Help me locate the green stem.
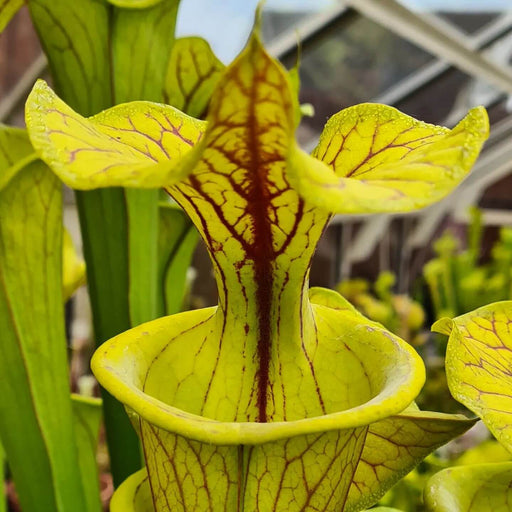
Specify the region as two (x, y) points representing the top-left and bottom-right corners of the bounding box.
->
(76, 189), (141, 485)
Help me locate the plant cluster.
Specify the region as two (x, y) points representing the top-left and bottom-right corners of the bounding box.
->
(338, 271), (426, 346)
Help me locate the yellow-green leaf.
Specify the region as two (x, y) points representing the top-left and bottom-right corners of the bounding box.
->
(432, 301), (512, 451)
(345, 410), (476, 512)
(71, 395), (103, 512)
(112, 0), (179, 103)
(110, 468), (162, 512)
(0, 125), (37, 190)
(91, 288), (476, 511)
(424, 462), (512, 512)
(158, 203), (198, 315)
(164, 37), (225, 118)
(0, 0), (23, 33)
(28, 0), (112, 116)
(0, 140), (88, 511)
(287, 104), (489, 214)
(455, 440), (512, 466)
(25, 79), (206, 190)
(63, 228), (86, 301)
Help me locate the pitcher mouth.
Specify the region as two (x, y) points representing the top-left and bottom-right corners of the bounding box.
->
(92, 306), (425, 446)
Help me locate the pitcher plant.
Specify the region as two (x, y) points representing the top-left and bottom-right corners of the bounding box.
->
(25, 17), (488, 512)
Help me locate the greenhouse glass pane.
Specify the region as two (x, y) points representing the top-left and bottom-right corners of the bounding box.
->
(438, 12), (501, 33)
(399, 0), (511, 33)
(296, 15), (435, 141)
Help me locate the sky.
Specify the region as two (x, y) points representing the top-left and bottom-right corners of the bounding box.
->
(175, 0), (258, 62)
(175, 0), (333, 62)
(175, 0), (512, 63)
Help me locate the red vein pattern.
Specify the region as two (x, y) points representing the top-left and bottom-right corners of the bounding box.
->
(435, 302), (512, 452)
(142, 420), (367, 512)
(165, 37), (225, 118)
(167, 35), (330, 424)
